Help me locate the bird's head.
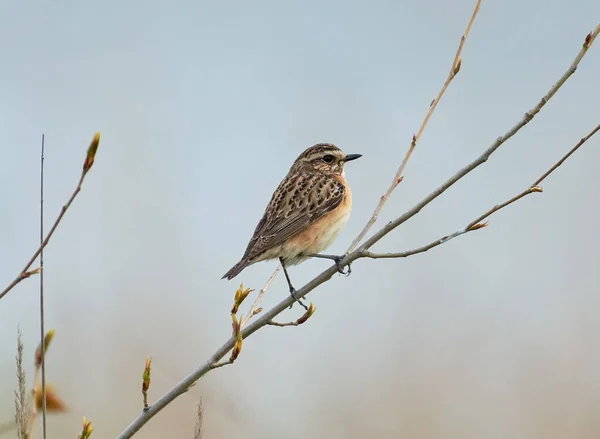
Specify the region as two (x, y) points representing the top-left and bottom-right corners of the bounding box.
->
(291, 143), (362, 176)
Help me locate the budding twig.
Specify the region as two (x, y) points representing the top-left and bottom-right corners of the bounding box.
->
(77, 417), (93, 439)
(241, 267), (279, 327)
(267, 302), (317, 327)
(0, 132), (101, 301)
(210, 285), (250, 370)
(142, 357), (152, 411)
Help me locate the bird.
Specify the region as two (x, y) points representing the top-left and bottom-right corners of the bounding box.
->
(222, 143), (362, 309)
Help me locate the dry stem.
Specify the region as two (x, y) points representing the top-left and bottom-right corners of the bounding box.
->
(14, 329), (28, 439)
(193, 399), (204, 439)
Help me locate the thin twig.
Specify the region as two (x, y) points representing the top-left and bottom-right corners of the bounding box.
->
(209, 359), (234, 370)
(266, 320), (304, 328)
(267, 302), (316, 327)
(347, 0), (482, 253)
(363, 122), (600, 258)
(115, 22), (600, 439)
(531, 123), (600, 186)
(267, 321), (300, 327)
(0, 133), (100, 302)
(241, 267), (279, 327)
(0, 174), (84, 301)
(39, 134), (48, 439)
(362, 187), (537, 259)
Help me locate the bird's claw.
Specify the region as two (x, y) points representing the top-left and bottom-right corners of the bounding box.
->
(333, 256), (351, 276)
(289, 287), (309, 311)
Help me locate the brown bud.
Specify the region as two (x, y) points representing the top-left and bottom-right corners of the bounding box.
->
(142, 356), (152, 393)
(231, 338), (243, 362)
(35, 328), (55, 368)
(469, 221), (489, 232)
(83, 132), (101, 173)
(453, 56), (462, 75)
(296, 302), (316, 325)
(22, 267), (41, 279)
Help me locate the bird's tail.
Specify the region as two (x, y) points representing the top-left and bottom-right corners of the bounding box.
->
(222, 259), (249, 280)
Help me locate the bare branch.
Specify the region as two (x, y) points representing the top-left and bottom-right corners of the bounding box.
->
(532, 125), (600, 186)
(363, 122), (600, 259)
(347, 0), (482, 253)
(364, 122), (600, 259)
(115, 21), (600, 439)
(0, 133), (101, 302)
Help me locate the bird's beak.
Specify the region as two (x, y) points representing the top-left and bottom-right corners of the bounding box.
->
(343, 153), (362, 162)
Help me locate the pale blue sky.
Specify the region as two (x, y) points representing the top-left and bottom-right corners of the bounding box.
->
(1, 1), (599, 437)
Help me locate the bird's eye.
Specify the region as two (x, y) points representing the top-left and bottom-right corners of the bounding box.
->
(322, 155), (334, 163)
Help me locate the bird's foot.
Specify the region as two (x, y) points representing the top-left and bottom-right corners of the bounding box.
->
(303, 253), (351, 276)
(289, 287), (309, 311)
(332, 255), (351, 276)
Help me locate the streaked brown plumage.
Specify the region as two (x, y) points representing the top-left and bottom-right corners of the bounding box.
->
(222, 143), (361, 306)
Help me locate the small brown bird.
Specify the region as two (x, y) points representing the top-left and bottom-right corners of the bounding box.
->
(222, 143), (362, 308)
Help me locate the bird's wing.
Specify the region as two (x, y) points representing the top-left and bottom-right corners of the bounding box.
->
(240, 173), (346, 262)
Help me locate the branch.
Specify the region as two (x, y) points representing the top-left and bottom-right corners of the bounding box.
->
(347, 0), (482, 253)
(267, 302), (316, 327)
(363, 122), (600, 259)
(116, 21), (600, 439)
(241, 267), (279, 327)
(350, 22), (600, 261)
(0, 133), (101, 302)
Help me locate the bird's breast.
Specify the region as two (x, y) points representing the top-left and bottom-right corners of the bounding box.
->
(282, 186), (352, 264)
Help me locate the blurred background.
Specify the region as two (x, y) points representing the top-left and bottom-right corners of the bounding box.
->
(1, 0), (600, 437)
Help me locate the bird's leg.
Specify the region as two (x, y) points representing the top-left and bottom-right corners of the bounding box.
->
(303, 253), (351, 276)
(279, 258), (308, 311)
